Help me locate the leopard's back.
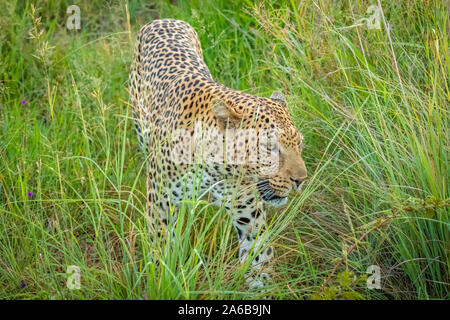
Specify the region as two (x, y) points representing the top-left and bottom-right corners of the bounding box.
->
(129, 19), (214, 149)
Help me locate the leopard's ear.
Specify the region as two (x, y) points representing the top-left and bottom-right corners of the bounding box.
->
(212, 99), (243, 130)
(270, 91), (286, 105)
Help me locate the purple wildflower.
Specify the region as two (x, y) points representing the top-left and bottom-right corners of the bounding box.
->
(21, 100), (27, 104)
(20, 280), (26, 288)
(27, 192), (35, 198)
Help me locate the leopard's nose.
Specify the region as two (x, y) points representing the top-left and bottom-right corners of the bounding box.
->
(290, 177), (306, 190)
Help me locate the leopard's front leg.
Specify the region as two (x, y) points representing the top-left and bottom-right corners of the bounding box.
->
(146, 172), (179, 243)
(232, 201), (274, 290)
(210, 186), (275, 290)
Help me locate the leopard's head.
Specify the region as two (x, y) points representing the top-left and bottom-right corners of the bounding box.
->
(213, 91), (307, 207)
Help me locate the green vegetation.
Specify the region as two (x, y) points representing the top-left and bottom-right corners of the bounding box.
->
(0, 0), (448, 299)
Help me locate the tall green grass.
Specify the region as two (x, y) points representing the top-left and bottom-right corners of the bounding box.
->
(0, 0), (448, 299)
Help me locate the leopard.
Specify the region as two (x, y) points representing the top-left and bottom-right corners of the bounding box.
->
(129, 19), (307, 290)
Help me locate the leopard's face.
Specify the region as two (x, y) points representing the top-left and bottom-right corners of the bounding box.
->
(257, 125), (306, 207)
(213, 91), (307, 207)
